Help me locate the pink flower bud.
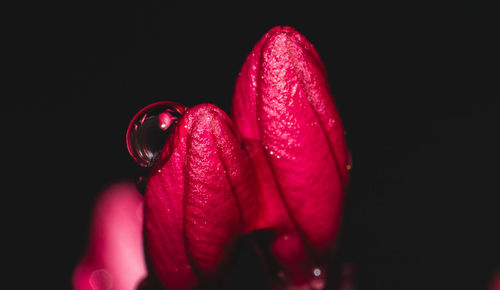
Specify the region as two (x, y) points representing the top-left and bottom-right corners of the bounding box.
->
(144, 104), (258, 289)
(232, 26), (351, 287)
(73, 182), (147, 290)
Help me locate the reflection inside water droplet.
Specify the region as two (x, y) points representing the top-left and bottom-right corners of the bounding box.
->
(126, 102), (186, 168)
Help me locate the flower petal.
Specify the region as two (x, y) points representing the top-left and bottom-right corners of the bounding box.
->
(73, 182), (147, 290)
(232, 26), (351, 286)
(145, 104), (258, 288)
(233, 25), (350, 253)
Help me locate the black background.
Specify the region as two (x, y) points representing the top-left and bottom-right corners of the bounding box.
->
(3, 1), (498, 289)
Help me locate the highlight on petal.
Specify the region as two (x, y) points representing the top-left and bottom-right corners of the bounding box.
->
(73, 182), (147, 290)
(232, 26), (351, 287)
(144, 103), (258, 289)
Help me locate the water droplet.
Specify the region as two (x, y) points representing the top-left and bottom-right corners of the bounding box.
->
(346, 152), (353, 171)
(310, 267), (327, 289)
(127, 102), (186, 168)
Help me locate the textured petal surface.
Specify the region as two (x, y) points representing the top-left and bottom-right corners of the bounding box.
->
(232, 26), (350, 285)
(233, 25), (350, 252)
(145, 104), (258, 289)
(73, 182), (147, 290)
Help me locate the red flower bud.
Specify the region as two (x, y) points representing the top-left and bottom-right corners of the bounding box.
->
(232, 26), (351, 287)
(73, 182), (147, 290)
(143, 104), (258, 289)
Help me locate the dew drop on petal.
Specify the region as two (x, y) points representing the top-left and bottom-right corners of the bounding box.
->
(126, 102), (186, 167)
(311, 267), (326, 289)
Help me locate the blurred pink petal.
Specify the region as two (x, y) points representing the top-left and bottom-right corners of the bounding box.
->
(491, 270), (500, 290)
(73, 182), (147, 290)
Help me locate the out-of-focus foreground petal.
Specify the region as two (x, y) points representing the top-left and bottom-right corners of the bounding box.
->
(491, 270), (500, 290)
(144, 104), (258, 289)
(232, 26), (350, 287)
(73, 182), (147, 290)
